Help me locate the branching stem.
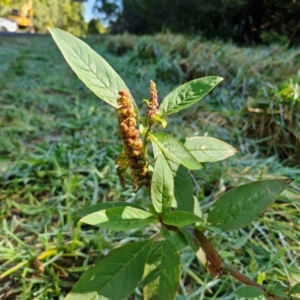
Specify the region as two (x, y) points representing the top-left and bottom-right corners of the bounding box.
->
(225, 263), (287, 300)
(191, 228), (287, 300)
(142, 124), (153, 156)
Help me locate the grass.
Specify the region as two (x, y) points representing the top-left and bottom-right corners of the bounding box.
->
(0, 33), (300, 300)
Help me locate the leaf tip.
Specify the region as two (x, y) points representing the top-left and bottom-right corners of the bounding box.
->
(216, 76), (224, 84)
(79, 217), (84, 223)
(47, 26), (55, 33)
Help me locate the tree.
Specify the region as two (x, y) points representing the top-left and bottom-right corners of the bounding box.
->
(88, 18), (106, 34)
(95, 0), (300, 45)
(0, 0), (86, 35)
(33, 0), (85, 34)
(93, 0), (122, 26)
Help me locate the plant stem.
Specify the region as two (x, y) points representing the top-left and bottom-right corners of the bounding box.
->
(224, 263), (287, 300)
(190, 228), (287, 300)
(142, 124), (153, 156)
(224, 263), (266, 290)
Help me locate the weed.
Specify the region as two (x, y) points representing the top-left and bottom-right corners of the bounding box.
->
(0, 32), (299, 300)
(46, 27), (299, 300)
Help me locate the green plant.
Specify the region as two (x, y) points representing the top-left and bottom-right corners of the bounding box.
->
(48, 27), (299, 300)
(243, 72), (300, 163)
(277, 72), (300, 102)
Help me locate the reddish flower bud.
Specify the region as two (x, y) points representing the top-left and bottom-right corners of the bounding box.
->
(126, 138), (134, 146)
(132, 139), (143, 150)
(119, 108), (127, 116)
(147, 80), (159, 124)
(127, 117), (136, 126)
(131, 150), (141, 157)
(119, 122), (128, 133)
(127, 127), (139, 138)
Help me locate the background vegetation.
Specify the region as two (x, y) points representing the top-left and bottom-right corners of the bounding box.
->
(1, 0), (299, 45)
(0, 32), (300, 299)
(95, 0), (300, 45)
(1, 0), (300, 299)
(0, 0), (85, 35)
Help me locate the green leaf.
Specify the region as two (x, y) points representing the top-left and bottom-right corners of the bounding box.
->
(193, 196), (202, 218)
(48, 27), (136, 111)
(151, 154), (174, 213)
(180, 228), (224, 277)
(235, 286), (265, 298)
(257, 271), (266, 285)
(142, 242), (161, 288)
(153, 147), (197, 213)
(162, 211), (204, 227)
(199, 225), (222, 235)
(150, 132), (203, 170)
(172, 230), (189, 251)
(183, 136), (237, 162)
(66, 239), (153, 300)
(271, 289), (288, 298)
(77, 202), (143, 218)
(80, 206), (156, 230)
(207, 179), (291, 231)
(153, 115), (167, 128)
(180, 227), (198, 253)
(143, 231), (181, 300)
(291, 283), (300, 294)
(180, 227), (211, 271)
(167, 160), (195, 213)
(271, 282), (287, 292)
(158, 76), (223, 116)
(219, 251), (236, 260)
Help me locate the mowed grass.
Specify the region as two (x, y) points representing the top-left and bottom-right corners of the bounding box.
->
(0, 34), (300, 300)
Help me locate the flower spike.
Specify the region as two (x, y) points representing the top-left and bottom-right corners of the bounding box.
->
(116, 90), (150, 190)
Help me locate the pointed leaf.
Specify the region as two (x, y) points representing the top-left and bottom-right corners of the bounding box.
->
(143, 231), (180, 300)
(166, 160), (195, 213)
(77, 202), (145, 218)
(235, 286), (265, 298)
(172, 230), (189, 251)
(153, 115), (167, 128)
(291, 283), (300, 294)
(66, 239), (153, 300)
(150, 132), (202, 170)
(162, 211), (205, 227)
(151, 154), (174, 213)
(271, 289), (289, 298)
(180, 227), (210, 270)
(180, 227), (199, 253)
(193, 196), (202, 218)
(158, 77), (223, 116)
(183, 136), (237, 162)
(80, 206), (156, 230)
(48, 27), (137, 110)
(207, 179), (291, 231)
(180, 227), (225, 277)
(200, 225), (222, 235)
(153, 147), (198, 213)
(142, 242), (162, 290)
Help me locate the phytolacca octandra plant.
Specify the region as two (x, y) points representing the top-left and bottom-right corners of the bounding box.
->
(49, 27), (298, 300)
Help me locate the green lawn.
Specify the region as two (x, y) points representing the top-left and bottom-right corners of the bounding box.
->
(0, 34), (300, 300)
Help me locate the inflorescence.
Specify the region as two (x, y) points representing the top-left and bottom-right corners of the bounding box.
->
(116, 90), (150, 190)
